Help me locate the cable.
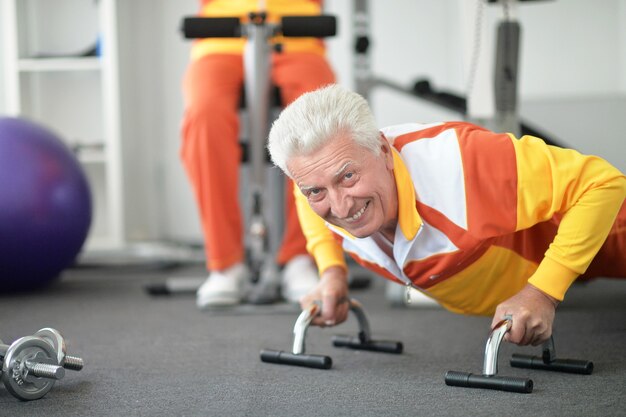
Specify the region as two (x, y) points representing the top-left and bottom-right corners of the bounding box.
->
(465, 0), (485, 99)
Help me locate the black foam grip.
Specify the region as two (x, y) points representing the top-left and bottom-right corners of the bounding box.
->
(281, 15), (336, 38)
(181, 17), (241, 39)
(260, 349), (332, 369)
(510, 354), (594, 375)
(332, 336), (403, 354)
(445, 371), (533, 394)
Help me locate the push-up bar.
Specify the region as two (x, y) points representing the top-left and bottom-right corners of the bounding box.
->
(445, 317), (593, 393)
(260, 299), (403, 369)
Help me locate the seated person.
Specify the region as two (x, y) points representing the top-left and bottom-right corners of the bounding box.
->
(180, 0), (336, 308)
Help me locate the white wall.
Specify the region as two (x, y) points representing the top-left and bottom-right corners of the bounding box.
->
(517, 0), (626, 172)
(359, 0), (626, 176)
(364, 0), (626, 120)
(616, 0), (626, 93)
(2, 0), (625, 244)
(116, 0), (183, 241)
(521, 1), (623, 98)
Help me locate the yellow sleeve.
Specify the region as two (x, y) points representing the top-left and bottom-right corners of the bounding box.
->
(293, 184), (347, 274)
(512, 135), (626, 300)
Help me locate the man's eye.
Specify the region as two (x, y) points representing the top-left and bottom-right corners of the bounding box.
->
(343, 172), (357, 183)
(305, 188), (325, 202)
(304, 188), (322, 197)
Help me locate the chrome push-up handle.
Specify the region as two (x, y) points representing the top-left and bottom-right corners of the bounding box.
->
(331, 299), (403, 354)
(260, 299), (403, 369)
(446, 316), (594, 393)
(445, 318), (534, 393)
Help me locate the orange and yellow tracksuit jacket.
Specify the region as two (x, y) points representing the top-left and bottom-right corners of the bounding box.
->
(295, 122), (626, 316)
(191, 0), (326, 61)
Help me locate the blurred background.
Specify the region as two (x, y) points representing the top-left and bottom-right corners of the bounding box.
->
(1, 0), (624, 255)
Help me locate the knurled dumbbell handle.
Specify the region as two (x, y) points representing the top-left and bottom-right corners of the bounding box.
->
(24, 360), (65, 380)
(63, 355), (84, 371)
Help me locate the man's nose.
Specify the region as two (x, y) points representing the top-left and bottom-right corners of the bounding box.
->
(329, 190), (353, 219)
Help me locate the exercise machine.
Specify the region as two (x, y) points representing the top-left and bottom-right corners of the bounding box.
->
(181, 12), (337, 304)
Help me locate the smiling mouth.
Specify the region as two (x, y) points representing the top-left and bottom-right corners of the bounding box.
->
(344, 201), (369, 223)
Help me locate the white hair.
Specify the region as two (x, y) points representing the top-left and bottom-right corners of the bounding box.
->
(268, 84), (381, 177)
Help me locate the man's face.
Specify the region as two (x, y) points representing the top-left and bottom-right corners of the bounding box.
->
(287, 133), (398, 238)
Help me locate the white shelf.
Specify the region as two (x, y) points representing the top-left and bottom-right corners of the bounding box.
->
(1, 0), (125, 251)
(18, 56), (101, 72)
(76, 148), (107, 164)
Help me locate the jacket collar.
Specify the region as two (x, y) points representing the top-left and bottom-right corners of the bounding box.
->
(392, 148), (422, 241)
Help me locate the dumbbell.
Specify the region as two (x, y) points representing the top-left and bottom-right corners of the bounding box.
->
(1, 336), (66, 401)
(34, 328), (84, 371)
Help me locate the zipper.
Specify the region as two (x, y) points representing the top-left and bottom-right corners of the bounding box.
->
(404, 280), (435, 305)
(405, 282), (413, 304)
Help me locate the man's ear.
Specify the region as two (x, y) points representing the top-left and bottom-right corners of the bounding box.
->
(379, 134), (394, 169)
(379, 133), (388, 152)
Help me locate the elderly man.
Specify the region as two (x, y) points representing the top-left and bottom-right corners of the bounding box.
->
(267, 84), (626, 346)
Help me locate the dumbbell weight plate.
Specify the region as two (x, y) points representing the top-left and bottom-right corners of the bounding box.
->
(1, 336), (59, 401)
(34, 328), (67, 366)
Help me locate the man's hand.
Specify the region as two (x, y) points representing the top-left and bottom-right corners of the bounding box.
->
(491, 284), (559, 346)
(300, 266), (350, 327)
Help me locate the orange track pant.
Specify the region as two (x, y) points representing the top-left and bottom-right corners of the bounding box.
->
(181, 52), (335, 271)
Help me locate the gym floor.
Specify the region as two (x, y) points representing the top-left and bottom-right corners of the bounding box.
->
(1, 264), (625, 416)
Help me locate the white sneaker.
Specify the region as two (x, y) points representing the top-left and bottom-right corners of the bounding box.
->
(196, 263), (250, 308)
(281, 255), (319, 304)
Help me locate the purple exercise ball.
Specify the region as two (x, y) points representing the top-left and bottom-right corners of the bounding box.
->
(0, 117), (92, 291)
